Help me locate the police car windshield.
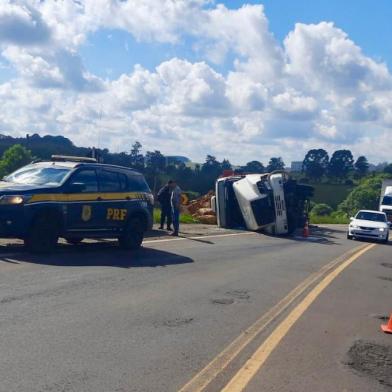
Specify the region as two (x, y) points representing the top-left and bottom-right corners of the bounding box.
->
(5, 165), (71, 186)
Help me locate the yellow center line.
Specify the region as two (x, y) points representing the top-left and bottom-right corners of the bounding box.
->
(178, 243), (370, 392)
(221, 243), (376, 392)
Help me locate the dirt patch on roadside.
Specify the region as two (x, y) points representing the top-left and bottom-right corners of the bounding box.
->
(345, 340), (392, 387)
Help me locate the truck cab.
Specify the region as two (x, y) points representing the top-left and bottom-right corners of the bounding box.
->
(213, 172), (313, 235)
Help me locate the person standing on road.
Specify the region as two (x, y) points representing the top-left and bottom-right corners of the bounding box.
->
(169, 180), (182, 236)
(157, 181), (173, 231)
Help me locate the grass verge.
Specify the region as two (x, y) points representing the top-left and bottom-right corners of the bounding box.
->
(310, 214), (350, 224)
(153, 208), (200, 224)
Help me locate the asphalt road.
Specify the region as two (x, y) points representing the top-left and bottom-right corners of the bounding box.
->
(0, 225), (391, 392)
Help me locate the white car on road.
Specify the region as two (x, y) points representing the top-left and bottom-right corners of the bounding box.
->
(347, 210), (389, 243)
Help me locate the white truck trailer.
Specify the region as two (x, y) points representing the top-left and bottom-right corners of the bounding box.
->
(212, 171), (313, 235)
(379, 179), (392, 225)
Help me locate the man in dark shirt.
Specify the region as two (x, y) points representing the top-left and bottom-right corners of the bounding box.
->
(157, 181), (173, 230)
(169, 180), (182, 236)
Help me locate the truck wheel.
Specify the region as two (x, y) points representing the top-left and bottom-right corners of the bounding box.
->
(347, 233), (353, 240)
(118, 217), (144, 250)
(382, 234), (389, 244)
(65, 237), (84, 245)
(25, 212), (60, 253)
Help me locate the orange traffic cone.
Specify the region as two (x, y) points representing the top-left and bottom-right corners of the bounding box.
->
(303, 220), (309, 238)
(381, 314), (392, 334)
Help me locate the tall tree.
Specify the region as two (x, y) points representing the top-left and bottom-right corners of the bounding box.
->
(0, 144), (33, 177)
(354, 156), (369, 177)
(200, 155), (222, 193)
(243, 160), (265, 173)
(267, 157), (285, 172)
(302, 149), (329, 181)
(328, 150), (354, 179)
(384, 163), (392, 175)
(145, 150), (166, 193)
(129, 141), (144, 170)
(145, 150), (166, 172)
(202, 155), (220, 173)
(221, 159), (232, 171)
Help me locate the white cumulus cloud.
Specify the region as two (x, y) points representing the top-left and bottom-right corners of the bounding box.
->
(0, 1), (390, 164)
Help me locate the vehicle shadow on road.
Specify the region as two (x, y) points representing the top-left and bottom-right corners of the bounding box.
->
(145, 229), (173, 238)
(259, 225), (342, 245)
(0, 241), (194, 269)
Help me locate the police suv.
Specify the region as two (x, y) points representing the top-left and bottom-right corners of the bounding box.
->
(0, 156), (154, 252)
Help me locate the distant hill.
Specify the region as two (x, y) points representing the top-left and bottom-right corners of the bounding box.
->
(0, 133), (91, 159)
(0, 134), (192, 168)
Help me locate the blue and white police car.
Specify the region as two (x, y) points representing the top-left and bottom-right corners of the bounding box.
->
(0, 155), (153, 252)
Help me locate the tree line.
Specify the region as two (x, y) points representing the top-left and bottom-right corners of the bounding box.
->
(109, 143), (287, 195)
(0, 138), (288, 195)
(301, 149), (369, 182)
(0, 134), (391, 198)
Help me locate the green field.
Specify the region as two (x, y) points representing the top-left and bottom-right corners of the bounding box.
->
(310, 183), (354, 209)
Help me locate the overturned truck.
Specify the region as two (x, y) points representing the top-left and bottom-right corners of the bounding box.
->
(211, 172), (313, 235)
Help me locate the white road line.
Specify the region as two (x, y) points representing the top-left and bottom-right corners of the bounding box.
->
(143, 232), (255, 245)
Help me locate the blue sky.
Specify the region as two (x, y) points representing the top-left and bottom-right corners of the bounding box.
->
(261, 0), (392, 65)
(0, 1), (392, 164)
(79, 0), (392, 81)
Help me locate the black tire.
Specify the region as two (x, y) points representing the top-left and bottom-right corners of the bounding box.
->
(65, 237), (84, 245)
(118, 217), (144, 250)
(382, 234), (389, 244)
(25, 212), (60, 253)
(347, 233), (353, 240)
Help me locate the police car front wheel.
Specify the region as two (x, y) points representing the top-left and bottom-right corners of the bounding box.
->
(25, 212), (60, 253)
(118, 217), (144, 250)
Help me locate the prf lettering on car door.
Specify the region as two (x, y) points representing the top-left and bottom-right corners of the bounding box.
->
(106, 208), (127, 221)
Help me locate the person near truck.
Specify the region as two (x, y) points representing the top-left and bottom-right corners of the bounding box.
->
(157, 181), (173, 231)
(169, 180), (182, 236)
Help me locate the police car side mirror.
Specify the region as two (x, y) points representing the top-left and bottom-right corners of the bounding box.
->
(68, 182), (86, 193)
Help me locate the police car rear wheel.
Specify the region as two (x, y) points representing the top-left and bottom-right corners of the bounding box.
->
(25, 213), (60, 253)
(118, 217), (144, 250)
